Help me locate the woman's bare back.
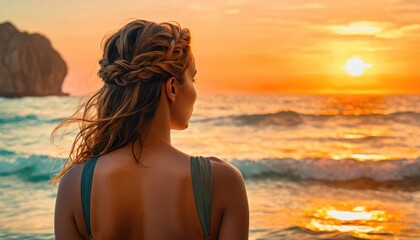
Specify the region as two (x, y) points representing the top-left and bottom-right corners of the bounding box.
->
(54, 145), (249, 240)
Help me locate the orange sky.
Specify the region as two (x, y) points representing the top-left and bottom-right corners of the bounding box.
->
(1, 0), (419, 95)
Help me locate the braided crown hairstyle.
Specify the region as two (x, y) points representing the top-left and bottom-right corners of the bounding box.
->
(50, 20), (192, 185)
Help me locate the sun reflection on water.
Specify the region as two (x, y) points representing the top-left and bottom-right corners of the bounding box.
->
(328, 208), (374, 221)
(332, 153), (393, 161)
(303, 204), (402, 239)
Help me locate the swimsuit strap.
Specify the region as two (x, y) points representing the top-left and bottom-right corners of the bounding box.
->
(81, 156), (99, 239)
(190, 156), (214, 239)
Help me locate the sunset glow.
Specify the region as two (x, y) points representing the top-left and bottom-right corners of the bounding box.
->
(1, 0), (419, 95)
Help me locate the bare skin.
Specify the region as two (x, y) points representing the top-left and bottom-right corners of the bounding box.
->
(54, 55), (249, 240)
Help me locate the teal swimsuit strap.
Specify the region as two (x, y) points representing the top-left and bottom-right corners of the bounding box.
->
(81, 156), (99, 239)
(190, 156), (214, 239)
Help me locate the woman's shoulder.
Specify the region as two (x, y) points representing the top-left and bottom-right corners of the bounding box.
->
(55, 160), (91, 217)
(59, 160), (90, 184)
(56, 160), (91, 197)
(58, 161), (83, 183)
(206, 156), (248, 216)
(207, 156), (241, 173)
(206, 156), (244, 185)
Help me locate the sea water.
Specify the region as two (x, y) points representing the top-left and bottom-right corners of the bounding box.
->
(0, 93), (419, 239)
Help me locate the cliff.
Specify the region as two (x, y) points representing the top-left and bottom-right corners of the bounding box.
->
(0, 22), (68, 97)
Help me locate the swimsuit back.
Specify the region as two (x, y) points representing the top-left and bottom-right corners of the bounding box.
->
(80, 155), (213, 239)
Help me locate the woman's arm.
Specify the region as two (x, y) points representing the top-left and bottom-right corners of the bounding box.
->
(54, 166), (85, 239)
(211, 157), (249, 240)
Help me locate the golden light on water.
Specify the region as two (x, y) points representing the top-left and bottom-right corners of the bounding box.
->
(328, 208), (373, 221)
(342, 133), (368, 139)
(308, 219), (384, 237)
(349, 154), (391, 161)
(331, 153), (391, 161)
(302, 203), (403, 239)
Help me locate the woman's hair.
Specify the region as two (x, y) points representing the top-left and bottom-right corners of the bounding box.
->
(50, 19), (192, 185)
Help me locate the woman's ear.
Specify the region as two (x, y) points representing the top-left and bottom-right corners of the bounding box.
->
(165, 77), (176, 102)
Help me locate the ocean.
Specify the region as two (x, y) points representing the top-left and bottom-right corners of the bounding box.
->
(0, 93), (419, 239)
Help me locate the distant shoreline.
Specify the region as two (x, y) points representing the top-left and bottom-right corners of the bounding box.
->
(0, 92), (70, 98)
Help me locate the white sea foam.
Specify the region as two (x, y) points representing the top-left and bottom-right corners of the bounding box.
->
(230, 157), (420, 182)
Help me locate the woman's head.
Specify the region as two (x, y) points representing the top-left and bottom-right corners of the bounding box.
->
(50, 19), (195, 185)
(97, 19), (196, 131)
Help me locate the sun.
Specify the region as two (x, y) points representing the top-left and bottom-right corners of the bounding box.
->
(344, 57), (372, 76)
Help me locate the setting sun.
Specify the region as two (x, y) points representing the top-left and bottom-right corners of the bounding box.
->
(345, 57), (372, 77)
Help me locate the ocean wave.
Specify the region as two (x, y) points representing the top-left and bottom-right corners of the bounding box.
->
(194, 110), (420, 126)
(0, 114), (38, 124)
(290, 135), (396, 143)
(0, 151), (63, 182)
(229, 157), (420, 182)
(1, 148), (420, 184)
(3, 110), (420, 127)
(0, 114), (64, 125)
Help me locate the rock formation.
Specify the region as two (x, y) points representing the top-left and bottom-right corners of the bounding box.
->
(0, 22), (68, 97)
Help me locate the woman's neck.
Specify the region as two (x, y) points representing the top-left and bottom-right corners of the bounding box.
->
(136, 92), (172, 149)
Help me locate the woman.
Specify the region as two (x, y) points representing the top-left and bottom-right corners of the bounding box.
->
(52, 19), (249, 240)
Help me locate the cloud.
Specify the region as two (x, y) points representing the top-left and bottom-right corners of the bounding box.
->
(282, 3), (325, 10)
(377, 24), (420, 39)
(326, 21), (384, 35)
(225, 9), (240, 15)
(323, 21), (420, 39)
